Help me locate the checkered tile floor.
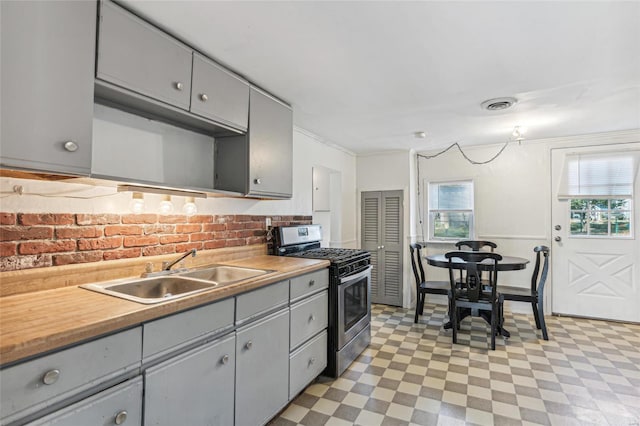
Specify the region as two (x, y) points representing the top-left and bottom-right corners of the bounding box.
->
(270, 303), (640, 426)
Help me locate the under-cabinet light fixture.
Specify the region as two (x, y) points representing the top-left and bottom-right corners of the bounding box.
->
(117, 185), (207, 199)
(182, 197), (198, 217)
(158, 195), (174, 215)
(129, 192), (145, 214)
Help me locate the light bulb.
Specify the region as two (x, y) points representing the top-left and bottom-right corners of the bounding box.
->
(182, 196), (197, 216)
(129, 192), (145, 214)
(159, 195), (174, 214)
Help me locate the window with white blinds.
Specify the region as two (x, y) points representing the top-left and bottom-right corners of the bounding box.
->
(428, 180), (474, 240)
(558, 151), (640, 198)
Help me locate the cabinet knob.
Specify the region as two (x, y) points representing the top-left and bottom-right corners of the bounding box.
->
(254, 178), (262, 185)
(63, 141), (78, 152)
(42, 369), (60, 385)
(200, 93), (208, 102)
(114, 410), (128, 425)
(308, 357), (316, 366)
(555, 236), (562, 242)
(309, 279), (315, 286)
(174, 82), (183, 91)
(221, 354), (230, 365)
(245, 340), (253, 350)
(309, 314), (315, 322)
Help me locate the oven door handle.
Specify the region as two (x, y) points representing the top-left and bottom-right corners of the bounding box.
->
(339, 266), (372, 284)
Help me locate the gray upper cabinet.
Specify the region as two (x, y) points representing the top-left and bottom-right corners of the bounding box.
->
(191, 53), (249, 132)
(0, 0), (96, 176)
(215, 87), (293, 199)
(97, 0), (193, 110)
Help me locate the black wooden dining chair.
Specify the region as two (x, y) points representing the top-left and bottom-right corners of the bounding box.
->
(454, 240), (497, 284)
(499, 246), (550, 340)
(454, 240), (497, 252)
(445, 251), (503, 350)
(409, 243), (449, 323)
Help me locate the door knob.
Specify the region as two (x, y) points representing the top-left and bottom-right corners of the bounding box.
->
(554, 236), (562, 242)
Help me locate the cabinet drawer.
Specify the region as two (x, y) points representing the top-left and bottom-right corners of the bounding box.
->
(97, 0), (193, 109)
(0, 327), (141, 424)
(236, 280), (289, 325)
(290, 291), (328, 350)
(289, 331), (327, 399)
(290, 269), (329, 302)
(25, 377), (142, 426)
(143, 298), (234, 362)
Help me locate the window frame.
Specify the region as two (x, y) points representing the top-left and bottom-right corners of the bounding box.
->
(426, 179), (475, 242)
(568, 197), (634, 239)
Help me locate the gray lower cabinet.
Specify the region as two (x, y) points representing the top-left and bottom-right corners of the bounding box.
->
(0, 0), (96, 176)
(96, 0), (192, 110)
(235, 308), (290, 426)
(191, 53), (249, 132)
(0, 327), (142, 425)
(25, 377), (143, 426)
(144, 334), (235, 426)
(215, 87), (294, 199)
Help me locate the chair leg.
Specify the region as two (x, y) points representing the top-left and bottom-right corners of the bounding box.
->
(532, 301), (541, 329)
(537, 301), (549, 340)
(490, 305), (496, 350)
(451, 300), (458, 344)
(418, 292), (426, 315)
(414, 293), (420, 323)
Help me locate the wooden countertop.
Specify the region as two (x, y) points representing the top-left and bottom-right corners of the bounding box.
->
(0, 255), (330, 366)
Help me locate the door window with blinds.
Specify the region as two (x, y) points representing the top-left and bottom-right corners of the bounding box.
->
(558, 151), (639, 238)
(428, 180), (474, 240)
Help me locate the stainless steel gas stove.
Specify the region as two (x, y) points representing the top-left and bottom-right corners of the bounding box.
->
(272, 224), (371, 378)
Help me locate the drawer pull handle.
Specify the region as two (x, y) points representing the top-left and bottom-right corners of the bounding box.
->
(309, 279), (315, 286)
(221, 354), (230, 365)
(309, 314), (315, 322)
(174, 82), (183, 91)
(114, 410), (128, 425)
(308, 357), (316, 366)
(245, 340), (253, 350)
(42, 369), (60, 385)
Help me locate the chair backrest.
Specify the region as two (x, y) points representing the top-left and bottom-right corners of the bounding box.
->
(531, 245), (550, 295)
(445, 251), (502, 302)
(409, 243), (426, 287)
(454, 240), (497, 252)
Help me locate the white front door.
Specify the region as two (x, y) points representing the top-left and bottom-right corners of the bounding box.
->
(551, 143), (640, 322)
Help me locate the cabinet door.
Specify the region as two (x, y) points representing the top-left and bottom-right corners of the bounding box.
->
(191, 53), (249, 131)
(247, 87), (293, 198)
(0, 0), (96, 175)
(25, 377), (142, 426)
(236, 309), (289, 426)
(144, 334), (235, 426)
(97, 0), (192, 110)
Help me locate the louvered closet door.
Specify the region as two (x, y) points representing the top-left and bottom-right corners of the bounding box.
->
(361, 191), (403, 306)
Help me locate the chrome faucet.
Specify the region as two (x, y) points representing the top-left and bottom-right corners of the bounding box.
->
(162, 249), (197, 271)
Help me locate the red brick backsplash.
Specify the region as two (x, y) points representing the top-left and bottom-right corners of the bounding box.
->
(0, 213), (311, 271)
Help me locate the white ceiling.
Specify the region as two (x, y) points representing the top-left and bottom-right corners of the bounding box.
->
(120, 1), (640, 154)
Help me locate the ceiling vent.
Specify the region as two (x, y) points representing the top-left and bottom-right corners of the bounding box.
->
(481, 97), (518, 111)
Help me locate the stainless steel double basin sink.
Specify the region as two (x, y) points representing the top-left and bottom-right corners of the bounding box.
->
(81, 265), (274, 304)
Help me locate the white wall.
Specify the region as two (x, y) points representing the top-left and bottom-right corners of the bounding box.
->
(356, 129), (640, 312)
(0, 127), (358, 246)
(356, 151), (414, 308)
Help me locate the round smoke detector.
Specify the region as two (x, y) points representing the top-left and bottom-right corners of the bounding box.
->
(481, 97), (518, 111)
